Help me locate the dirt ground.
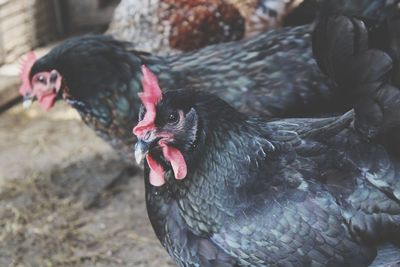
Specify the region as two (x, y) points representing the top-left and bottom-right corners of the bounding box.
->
(0, 102), (174, 267)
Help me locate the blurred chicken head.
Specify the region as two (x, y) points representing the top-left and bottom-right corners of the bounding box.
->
(19, 52), (62, 111)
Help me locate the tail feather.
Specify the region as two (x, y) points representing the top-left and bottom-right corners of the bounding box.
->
(386, 11), (400, 86)
(284, 0), (400, 27)
(312, 16), (369, 88)
(318, 0), (400, 24)
(313, 15), (400, 141)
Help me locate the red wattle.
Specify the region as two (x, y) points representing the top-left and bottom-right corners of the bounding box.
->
(146, 154), (166, 186)
(160, 142), (187, 180)
(38, 93), (57, 111)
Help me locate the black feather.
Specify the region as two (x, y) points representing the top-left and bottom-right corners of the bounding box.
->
(314, 14), (400, 147)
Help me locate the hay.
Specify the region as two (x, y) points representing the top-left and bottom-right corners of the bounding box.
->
(0, 103), (173, 267)
(0, 173), (124, 267)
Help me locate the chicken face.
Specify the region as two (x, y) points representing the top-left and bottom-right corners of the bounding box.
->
(19, 52), (63, 111)
(29, 70), (62, 111)
(133, 66), (200, 186)
(135, 103), (200, 186)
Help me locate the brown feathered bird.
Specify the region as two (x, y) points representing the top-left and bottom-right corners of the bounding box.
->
(107, 0), (304, 54)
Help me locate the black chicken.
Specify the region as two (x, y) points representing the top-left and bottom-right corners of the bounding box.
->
(133, 15), (400, 266)
(19, 0), (400, 164)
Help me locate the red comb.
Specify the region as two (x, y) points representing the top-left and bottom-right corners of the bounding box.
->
(18, 52), (37, 96)
(133, 65), (163, 137)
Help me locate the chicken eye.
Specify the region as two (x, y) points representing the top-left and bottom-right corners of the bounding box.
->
(36, 75), (46, 84)
(167, 112), (179, 124)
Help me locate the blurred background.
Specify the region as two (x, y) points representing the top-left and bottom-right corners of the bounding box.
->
(0, 0), (307, 266)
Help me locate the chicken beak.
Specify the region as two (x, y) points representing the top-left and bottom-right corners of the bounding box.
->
(22, 95), (34, 109)
(135, 139), (150, 164)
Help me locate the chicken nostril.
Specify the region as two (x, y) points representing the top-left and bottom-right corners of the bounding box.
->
(50, 72), (58, 83)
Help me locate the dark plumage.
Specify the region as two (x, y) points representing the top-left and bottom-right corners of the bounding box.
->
(314, 10), (400, 154)
(24, 27), (334, 163)
(284, 0), (399, 27)
(134, 15), (400, 266)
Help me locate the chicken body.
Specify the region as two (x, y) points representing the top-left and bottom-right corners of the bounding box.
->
(135, 15), (400, 266)
(145, 107), (400, 266)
